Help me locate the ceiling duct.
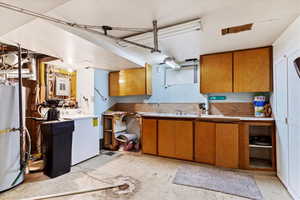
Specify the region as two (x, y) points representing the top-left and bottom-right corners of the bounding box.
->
(221, 23), (253, 36)
(163, 57), (181, 70)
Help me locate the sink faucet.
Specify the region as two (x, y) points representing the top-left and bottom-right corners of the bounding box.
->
(175, 109), (184, 115)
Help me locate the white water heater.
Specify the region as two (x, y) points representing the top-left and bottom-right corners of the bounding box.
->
(0, 85), (24, 192)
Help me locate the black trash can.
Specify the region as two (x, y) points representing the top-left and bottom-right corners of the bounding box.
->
(41, 120), (74, 178)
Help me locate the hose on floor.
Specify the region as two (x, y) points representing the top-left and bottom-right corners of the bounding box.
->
(11, 127), (32, 186)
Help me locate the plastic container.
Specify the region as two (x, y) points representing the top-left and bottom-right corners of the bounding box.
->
(41, 120), (74, 178)
(254, 96), (266, 117)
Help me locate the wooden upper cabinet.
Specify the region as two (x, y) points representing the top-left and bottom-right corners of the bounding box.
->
(109, 72), (120, 96)
(216, 123), (239, 169)
(200, 52), (233, 93)
(119, 68), (146, 96)
(145, 64), (152, 95)
(109, 64), (152, 96)
(234, 47), (272, 92)
(142, 119), (157, 155)
(200, 47), (272, 94)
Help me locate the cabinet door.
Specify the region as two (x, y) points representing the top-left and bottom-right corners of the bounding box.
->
(200, 53), (233, 93)
(158, 120), (176, 158)
(146, 64), (152, 95)
(195, 122), (216, 164)
(175, 120), (193, 160)
(109, 71), (120, 96)
(216, 123), (239, 168)
(234, 47), (272, 92)
(142, 119), (157, 155)
(119, 68), (146, 96)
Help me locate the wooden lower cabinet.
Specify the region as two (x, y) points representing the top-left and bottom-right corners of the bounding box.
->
(195, 122), (216, 164)
(175, 120), (193, 160)
(158, 120), (193, 160)
(158, 120), (176, 158)
(142, 117), (276, 171)
(142, 119), (157, 155)
(216, 123), (239, 168)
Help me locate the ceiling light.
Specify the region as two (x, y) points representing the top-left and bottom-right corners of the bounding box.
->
(118, 18), (202, 47)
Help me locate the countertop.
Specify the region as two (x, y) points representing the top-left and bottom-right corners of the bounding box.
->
(137, 112), (274, 122)
(62, 114), (98, 120)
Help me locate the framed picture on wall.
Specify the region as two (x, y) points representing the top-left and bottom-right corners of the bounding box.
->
(56, 77), (70, 96)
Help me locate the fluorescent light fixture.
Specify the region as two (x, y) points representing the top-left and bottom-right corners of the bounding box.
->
(164, 57), (181, 70)
(118, 18), (202, 47)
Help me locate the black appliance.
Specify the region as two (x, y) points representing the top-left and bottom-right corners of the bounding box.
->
(45, 99), (61, 121)
(41, 120), (74, 178)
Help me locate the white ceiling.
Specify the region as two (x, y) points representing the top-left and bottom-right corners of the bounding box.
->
(0, 0), (70, 35)
(1, 0), (300, 69)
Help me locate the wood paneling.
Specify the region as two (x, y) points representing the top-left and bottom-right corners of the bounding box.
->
(109, 71), (120, 96)
(195, 122), (216, 164)
(209, 103), (254, 117)
(158, 120), (176, 158)
(175, 120), (193, 160)
(142, 119), (157, 155)
(234, 47), (272, 92)
(200, 52), (233, 93)
(216, 123), (239, 168)
(119, 68), (146, 96)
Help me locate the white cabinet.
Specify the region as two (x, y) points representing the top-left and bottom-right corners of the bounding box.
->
(71, 117), (100, 166)
(287, 50), (300, 199)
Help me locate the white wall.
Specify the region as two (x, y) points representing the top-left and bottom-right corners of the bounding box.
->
(94, 69), (116, 139)
(77, 68), (95, 114)
(274, 16), (300, 59)
(114, 65), (259, 104)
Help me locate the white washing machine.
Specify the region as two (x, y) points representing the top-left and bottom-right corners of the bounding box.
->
(0, 85), (24, 192)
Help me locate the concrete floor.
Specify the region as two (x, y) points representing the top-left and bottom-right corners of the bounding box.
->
(0, 152), (292, 200)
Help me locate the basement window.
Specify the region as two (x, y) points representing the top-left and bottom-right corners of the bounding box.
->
(164, 65), (198, 86)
